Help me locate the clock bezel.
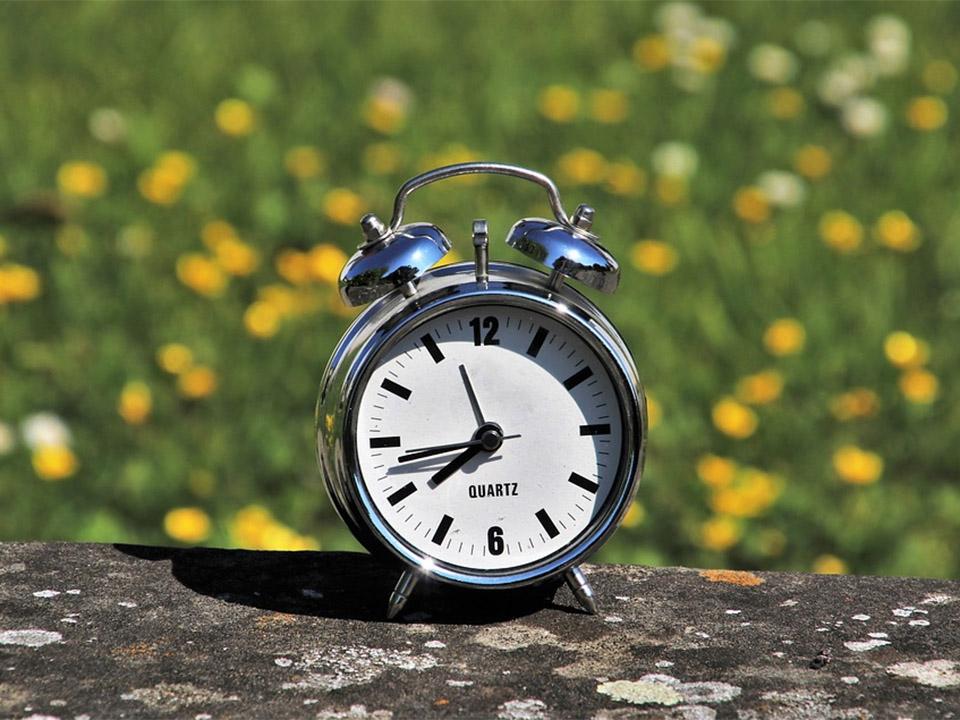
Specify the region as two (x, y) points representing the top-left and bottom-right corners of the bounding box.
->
(317, 261), (646, 589)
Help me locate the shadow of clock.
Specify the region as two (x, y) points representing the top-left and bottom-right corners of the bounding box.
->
(115, 544), (573, 625)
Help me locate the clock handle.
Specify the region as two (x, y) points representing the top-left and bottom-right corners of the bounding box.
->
(387, 161), (579, 235)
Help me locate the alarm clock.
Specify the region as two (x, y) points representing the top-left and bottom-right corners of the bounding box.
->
(316, 162), (646, 619)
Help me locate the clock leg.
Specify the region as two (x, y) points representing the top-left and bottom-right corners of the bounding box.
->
(565, 565), (598, 615)
(387, 568), (419, 620)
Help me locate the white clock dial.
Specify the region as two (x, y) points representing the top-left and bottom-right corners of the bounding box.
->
(354, 303), (624, 571)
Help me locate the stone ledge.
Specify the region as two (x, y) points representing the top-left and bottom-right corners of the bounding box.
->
(1, 542), (958, 719)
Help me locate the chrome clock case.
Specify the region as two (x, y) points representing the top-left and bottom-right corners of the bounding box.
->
(316, 163), (647, 619)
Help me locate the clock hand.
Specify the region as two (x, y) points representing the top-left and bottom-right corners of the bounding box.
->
(429, 444), (483, 487)
(459, 364), (485, 427)
(397, 434), (521, 463)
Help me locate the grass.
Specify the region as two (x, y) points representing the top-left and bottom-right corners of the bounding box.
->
(1, 1), (958, 578)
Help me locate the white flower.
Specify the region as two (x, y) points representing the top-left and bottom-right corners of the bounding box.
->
(818, 54), (877, 106)
(21, 413), (72, 450)
(651, 142), (699, 178)
(795, 20), (836, 57)
(656, 2), (702, 34)
(748, 44), (799, 84)
(0, 422), (15, 456)
(88, 108), (126, 144)
(867, 15), (911, 76)
(368, 77), (412, 111)
(757, 171), (807, 208)
(841, 96), (889, 138)
(697, 17), (737, 50)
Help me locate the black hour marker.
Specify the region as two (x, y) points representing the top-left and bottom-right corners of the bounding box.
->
(526, 327), (549, 358)
(535, 508), (560, 539)
(432, 514), (454, 545)
(370, 436), (401, 449)
(387, 482), (417, 506)
(421, 334), (445, 363)
(568, 472), (600, 494)
(579, 423), (611, 436)
(563, 367), (594, 390)
(381, 378), (411, 400)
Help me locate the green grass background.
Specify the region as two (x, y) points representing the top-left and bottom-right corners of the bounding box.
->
(1, 1), (958, 577)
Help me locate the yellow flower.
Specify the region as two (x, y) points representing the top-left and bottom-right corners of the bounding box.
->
(622, 500), (645, 528)
(764, 318), (806, 356)
(633, 34), (671, 71)
(308, 243), (348, 285)
(323, 188), (365, 226)
(922, 60), (957, 94)
(589, 89), (628, 124)
(646, 392), (662, 430)
(56, 161), (107, 198)
(177, 366), (218, 399)
(228, 504), (317, 550)
(163, 507), (211, 544)
(118, 381), (152, 426)
(363, 96), (409, 134)
(655, 176), (687, 206)
(874, 210), (921, 252)
(712, 397), (758, 439)
(733, 186), (771, 224)
(538, 85), (580, 123)
(883, 331), (929, 369)
(244, 301), (281, 339)
(176, 254), (227, 297)
(696, 454), (737, 489)
(557, 148), (607, 185)
(830, 388), (880, 421)
(32, 444), (79, 481)
(819, 210), (863, 254)
(229, 504), (273, 547)
(215, 98), (256, 136)
(630, 240), (678, 276)
(201, 220), (238, 251)
(906, 96), (947, 131)
(812, 554), (847, 575)
(793, 144), (832, 180)
(833, 445), (883, 485)
(156, 151), (197, 184)
(735, 369), (784, 405)
(700, 516), (741, 551)
(363, 142), (403, 175)
(156, 343), (193, 375)
(0, 263), (41, 304)
(709, 468), (782, 517)
(768, 87), (805, 119)
(275, 249), (312, 286)
(284, 146), (326, 180)
(604, 161), (646, 197)
(899, 368), (939, 404)
(138, 168), (182, 206)
(691, 36), (726, 74)
(214, 238), (260, 277)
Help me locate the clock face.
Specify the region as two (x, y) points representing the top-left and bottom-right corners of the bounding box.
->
(352, 302), (626, 572)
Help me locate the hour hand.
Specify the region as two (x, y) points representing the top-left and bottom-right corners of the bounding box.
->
(429, 445), (483, 487)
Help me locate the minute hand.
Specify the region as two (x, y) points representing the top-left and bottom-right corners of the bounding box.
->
(398, 434), (520, 464)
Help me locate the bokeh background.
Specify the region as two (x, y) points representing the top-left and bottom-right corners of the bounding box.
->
(1, 2), (958, 578)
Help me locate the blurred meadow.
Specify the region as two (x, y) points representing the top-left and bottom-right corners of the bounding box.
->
(1, 1), (959, 578)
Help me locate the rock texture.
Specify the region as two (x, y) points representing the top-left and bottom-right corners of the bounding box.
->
(1, 542), (959, 719)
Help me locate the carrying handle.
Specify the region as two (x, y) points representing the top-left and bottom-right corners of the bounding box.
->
(387, 162), (574, 233)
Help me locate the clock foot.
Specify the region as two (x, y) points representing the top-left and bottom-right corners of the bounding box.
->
(387, 568), (419, 620)
(565, 566), (598, 615)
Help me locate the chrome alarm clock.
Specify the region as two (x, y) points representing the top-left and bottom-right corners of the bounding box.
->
(316, 162), (646, 619)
